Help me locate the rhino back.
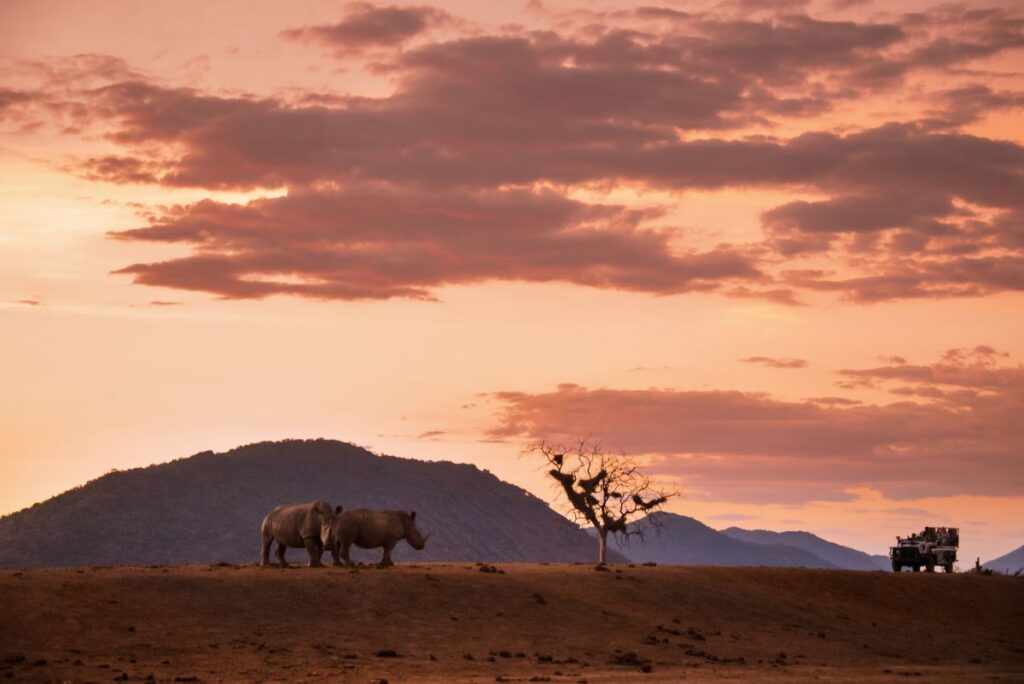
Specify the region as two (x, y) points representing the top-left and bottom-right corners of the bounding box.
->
(266, 502), (316, 547)
(343, 509), (404, 547)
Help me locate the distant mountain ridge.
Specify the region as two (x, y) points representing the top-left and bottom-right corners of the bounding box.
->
(984, 545), (1024, 574)
(721, 527), (890, 571)
(1, 438), (957, 570)
(0, 439), (620, 567)
(609, 513), (839, 568)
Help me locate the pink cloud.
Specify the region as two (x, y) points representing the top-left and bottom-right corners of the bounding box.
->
(489, 351), (1024, 503)
(739, 356), (808, 369)
(9, 3), (1022, 303)
(110, 186), (761, 300)
(283, 3), (451, 55)
(0, 88), (34, 111)
(922, 84), (1024, 129)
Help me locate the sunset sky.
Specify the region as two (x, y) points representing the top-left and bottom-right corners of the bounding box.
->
(1, 0), (1022, 564)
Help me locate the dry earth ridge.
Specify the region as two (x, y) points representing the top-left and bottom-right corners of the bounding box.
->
(2, 564), (1022, 682)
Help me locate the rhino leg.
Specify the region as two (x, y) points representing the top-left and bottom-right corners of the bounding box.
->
(260, 535), (271, 567)
(328, 542), (342, 567)
(340, 540), (354, 566)
(304, 536), (323, 567)
(259, 516), (274, 567)
(378, 540), (397, 569)
(275, 542), (288, 567)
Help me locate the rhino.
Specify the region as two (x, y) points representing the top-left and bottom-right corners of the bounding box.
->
(260, 501), (343, 567)
(331, 509), (430, 568)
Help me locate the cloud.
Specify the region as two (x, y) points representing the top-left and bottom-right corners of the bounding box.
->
(902, 7), (1024, 70)
(0, 88), (42, 131)
(762, 192), (956, 239)
(735, 0), (811, 10)
(283, 3), (451, 55)
(740, 356), (808, 369)
(13, 3), (1023, 303)
(877, 507), (935, 518)
(0, 88), (34, 111)
(489, 351), (1024, 503)
(838, 346), (1019, 392)
(786, 255), (1024, 303)
(66, 12), (991, 192)
(16, 53), (141, 89)
(73, 79), (1024, 200)
(110, 185), (761, 300)
(829, 0), (871, 10)
(806, 396), (862, 406)
(79, 155), (161, 185)
(922, 84), (1024, 129)
(69, 73), (1024, 301)
(708, 512), (755, 521)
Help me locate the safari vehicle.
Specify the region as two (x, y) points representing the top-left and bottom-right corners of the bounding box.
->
(890, 527), (958, 573)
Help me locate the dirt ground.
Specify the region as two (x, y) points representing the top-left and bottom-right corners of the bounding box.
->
(2, 563), (1022, 682)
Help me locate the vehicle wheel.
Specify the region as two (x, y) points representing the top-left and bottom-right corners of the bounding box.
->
(892, 561), (901, 573)
(912, 565), (920, 572)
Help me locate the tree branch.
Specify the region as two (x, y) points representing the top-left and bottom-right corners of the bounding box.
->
(525, 438), (675, 562)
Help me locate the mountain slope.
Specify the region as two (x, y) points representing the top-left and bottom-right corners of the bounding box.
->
(985, 544), (1024, 574)
(722, 527), (889, 571)
(0, 439), (618, 567)
(611, 513), (837, 568)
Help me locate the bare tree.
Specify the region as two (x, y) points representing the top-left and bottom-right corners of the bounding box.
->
(526, 439), (672, 564)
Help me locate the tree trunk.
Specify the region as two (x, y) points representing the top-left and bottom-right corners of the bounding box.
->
(598, 529), (608, 564)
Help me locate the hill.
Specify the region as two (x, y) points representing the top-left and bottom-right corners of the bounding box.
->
(985, 544), (1024, 574)
(610, 513), (837, 568)
(2, 565), (1022, 682)
(722, 527), (890, 571)
(0, 439), (619, 567)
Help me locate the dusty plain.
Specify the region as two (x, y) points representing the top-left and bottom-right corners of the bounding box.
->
(2, 563), (1023, 682)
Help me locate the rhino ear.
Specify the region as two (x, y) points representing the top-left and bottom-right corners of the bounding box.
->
(410, 510), (416, 519)
(335, 505), (343, 514)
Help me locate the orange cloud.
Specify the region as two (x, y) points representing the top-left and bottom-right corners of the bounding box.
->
(740, 356), (808, 369)
(108, 185), (759, 300)
(490, 350), (1024, 503)
(283, 3), (452, 56)
(5, 3), (1023, 304)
